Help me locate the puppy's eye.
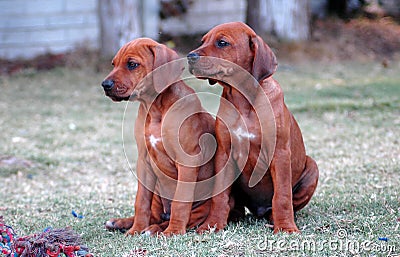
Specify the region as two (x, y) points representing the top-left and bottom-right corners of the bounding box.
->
(127, 61), (139, 70)
(216, 40), (230, 48)
(111, 61), (115, 67)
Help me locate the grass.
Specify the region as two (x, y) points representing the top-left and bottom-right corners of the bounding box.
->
(0, 60), (399, 256)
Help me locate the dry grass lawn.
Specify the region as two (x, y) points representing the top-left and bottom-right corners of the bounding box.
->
(0, 60), (399, 256)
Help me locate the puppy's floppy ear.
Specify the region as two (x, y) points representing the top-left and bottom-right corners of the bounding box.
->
(152, 43), (178, 69)
(250, 35), (278, 81)
(150, 44), (185, 93)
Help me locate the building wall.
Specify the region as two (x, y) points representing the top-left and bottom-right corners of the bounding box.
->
(0, 0), (245, 60)
(0, 0), (99, 60)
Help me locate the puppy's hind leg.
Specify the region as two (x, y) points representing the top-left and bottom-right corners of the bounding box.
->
(292, 156), (319, 212)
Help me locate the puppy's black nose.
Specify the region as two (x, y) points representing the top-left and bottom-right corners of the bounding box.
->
(102, 79), (114, 91)
(187, 52), (200, 64)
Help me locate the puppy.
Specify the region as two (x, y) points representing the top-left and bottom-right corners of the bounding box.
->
(187, 22), (319, 233)
(102, 38), (215, 236)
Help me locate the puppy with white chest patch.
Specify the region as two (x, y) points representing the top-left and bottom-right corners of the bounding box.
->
(188, 22), (319, 234)
(101, 38), (215, 236)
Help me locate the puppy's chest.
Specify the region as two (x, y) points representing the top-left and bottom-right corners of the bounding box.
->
(231, 115), (261, 144)
(145, 122), (176, 172)
(230, 115), (265, 162)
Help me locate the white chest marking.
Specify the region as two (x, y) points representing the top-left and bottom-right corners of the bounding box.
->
(234, 127), (256, 141)
(149, 135), (161, 148)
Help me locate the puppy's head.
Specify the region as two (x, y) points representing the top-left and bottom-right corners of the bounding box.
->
(187, 22), (277, 84)
(101, 38), (182, 102)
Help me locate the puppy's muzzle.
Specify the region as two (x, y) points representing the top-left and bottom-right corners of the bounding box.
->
(187, 52), (200, 65)
(102, 79), (115, 91)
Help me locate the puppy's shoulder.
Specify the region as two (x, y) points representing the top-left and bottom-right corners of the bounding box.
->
(260, 77), (283, 99)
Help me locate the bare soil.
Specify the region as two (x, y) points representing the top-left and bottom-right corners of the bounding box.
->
(281, 18), (400, 63)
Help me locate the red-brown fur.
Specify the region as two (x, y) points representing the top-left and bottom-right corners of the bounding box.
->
(188, 22), (319, 233)
(102, 38), (215, 236)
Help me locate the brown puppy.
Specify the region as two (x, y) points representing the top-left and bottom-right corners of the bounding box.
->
(187, 22), (319, 233)
(101, 38), (215, 236)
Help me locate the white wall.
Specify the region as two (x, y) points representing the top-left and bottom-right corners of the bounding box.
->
(0, 0), (246, 60)
(0, 0), (99, 60)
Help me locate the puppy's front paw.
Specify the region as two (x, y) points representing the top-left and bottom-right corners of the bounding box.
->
(141, 224), (164, 236)
(196, 216), (226, 234)
(105, 216), (134, 233)
(126, 225), (147, 236)
(161, 227), (186, 237)
(273, 225), (300, 234)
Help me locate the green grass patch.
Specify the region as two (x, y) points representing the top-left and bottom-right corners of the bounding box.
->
(0, 61), (399, 256)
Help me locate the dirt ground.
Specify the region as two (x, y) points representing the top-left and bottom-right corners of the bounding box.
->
(283, 18), (400, 64)
(1, 18), (400, 76)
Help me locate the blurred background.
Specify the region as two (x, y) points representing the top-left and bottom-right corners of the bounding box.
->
(1, 0), (399, 74)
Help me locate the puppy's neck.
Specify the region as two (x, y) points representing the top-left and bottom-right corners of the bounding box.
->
(143, 81), (196, 120)
(221, 84), (254, 117)
(221, 78), (266, 115)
